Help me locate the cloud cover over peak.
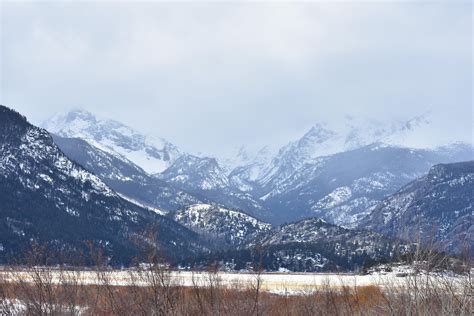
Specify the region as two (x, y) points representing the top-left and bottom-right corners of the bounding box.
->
(1, 1), (472, 156)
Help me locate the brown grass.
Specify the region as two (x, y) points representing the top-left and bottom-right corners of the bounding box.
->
(1, 233), (472, 315)
(1, 271), (472, 316)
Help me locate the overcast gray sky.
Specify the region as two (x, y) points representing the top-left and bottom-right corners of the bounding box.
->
(1, 1), (472, 156)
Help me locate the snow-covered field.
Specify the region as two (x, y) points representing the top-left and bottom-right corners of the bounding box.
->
(1, 267), (468, 295)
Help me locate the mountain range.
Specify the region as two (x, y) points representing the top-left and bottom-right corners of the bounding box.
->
(0, 106), (207, 265)
(42, 109), (181, 174)
(42, 109), (472, 227)
(0, 104), (471, 270)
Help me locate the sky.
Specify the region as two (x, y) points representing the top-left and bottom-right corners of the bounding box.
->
(0, 1), (472, 157)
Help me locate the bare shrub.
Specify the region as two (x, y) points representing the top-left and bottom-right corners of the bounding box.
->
(1, 235), (472, 315)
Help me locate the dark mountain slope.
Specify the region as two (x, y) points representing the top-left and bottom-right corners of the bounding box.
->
(53, 135), (204, 212)
(186, 217), (408, 272)
(0, 105), (206, 264)
(359, 161), (473, 254)
(260, 143), (473, 225)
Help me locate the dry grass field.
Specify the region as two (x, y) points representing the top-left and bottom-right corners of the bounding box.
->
(1, 265), (472, 315)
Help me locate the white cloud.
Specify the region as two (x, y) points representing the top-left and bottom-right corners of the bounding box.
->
(1, 1), (471, 156)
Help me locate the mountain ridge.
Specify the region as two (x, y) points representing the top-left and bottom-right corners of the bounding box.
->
(0, 105), (208, 264)
(359, 160), (474, 254)
(41, 108), (473, 228)
(42, 109), (181, 174)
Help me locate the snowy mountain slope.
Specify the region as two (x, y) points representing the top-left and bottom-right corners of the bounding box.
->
(256, 114), (432, 190)
(359, 161), (474, 254)
(227, 146), (274, 193)
(0, 105), (207, 264)
(52, 135), (204, 212)
(259, 143), (473, 226)
(157, 154), (230, 191)
(218, 146), (255, 172)
(173, 204), (272, 247)
(156, 154), (269, 218)
(220, 146), (274, 175)
(41, 109), (473, 232)
(116, 193), (166, 216)
(42, 109), (181, 174)
(44, 111), (268, 216)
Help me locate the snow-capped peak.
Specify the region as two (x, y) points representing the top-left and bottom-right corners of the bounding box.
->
(296, 114), (433, 160)
(220, 145), (275, 176)
(157, 153), (230, 190)
(256, 114), (434, 189)
(41, 109), (181, 174)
